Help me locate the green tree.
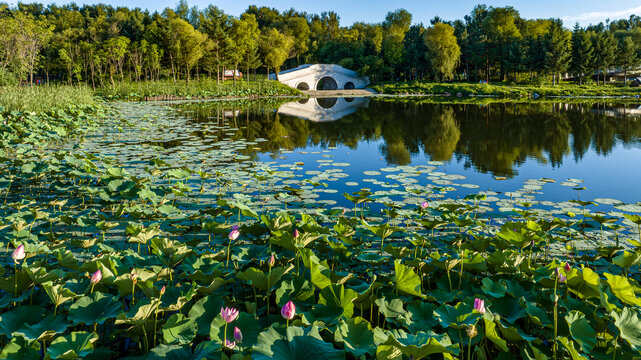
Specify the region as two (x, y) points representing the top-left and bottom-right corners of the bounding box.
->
(570, 24), (593, 84)
(258, 28), (293, 75)
(424, 22), (461, 81)
(103, 36), (130, 85)
(544, 20), (571, 85)
(617, 36), (639, 85)
(167, 17), (207, 83)
(593, 31), (617, 85)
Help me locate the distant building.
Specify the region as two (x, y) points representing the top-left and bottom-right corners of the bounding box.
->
(222, 70), (242, 80)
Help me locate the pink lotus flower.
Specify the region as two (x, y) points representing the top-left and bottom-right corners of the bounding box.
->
(564, 262), (571, 273)
(293, 229), (299, 239)
(421, 202), (428, 209)
(228, 229), (240, 241)
(268, 253), (275, 267)
(90, 270), (102, 284)
(160, 285), (166, 295)
(281, 300), (296, 320)
(474, 298), (486, 314)
(224, 339), (236, 349)
(555, 268), (566, 283)
(221, 306), (239, 323)
(232, 225), (239, 231)
(11, 245), (25, 263)
(233, 327), (243, 342)
(342, 208), (346, 215)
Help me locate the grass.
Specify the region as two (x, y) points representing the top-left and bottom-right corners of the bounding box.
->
(372, 81), (641, 98)
(97, 78), (302, 100)
(0, 84), (96, 114)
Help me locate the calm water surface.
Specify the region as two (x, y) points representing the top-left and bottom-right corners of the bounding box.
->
(173, 97), (641, 207)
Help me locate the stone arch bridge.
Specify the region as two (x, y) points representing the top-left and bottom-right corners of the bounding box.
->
(271, 64), (370, 91)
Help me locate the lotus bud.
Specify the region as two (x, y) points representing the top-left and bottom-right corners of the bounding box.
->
(564, 262), (571, 273)
(160, 285), (166, 295)
(281, 300), (296, 320)
(555, 268), (566, 283)
(221, 306), (239, 323)
(293, 229), (299, 239)
(421, 202), (428, 209)
(228, 229), (240, 241)
(90, 270), (102, 284)
(473, 298), (485, 314)
(131, 273), (138, 284)
(224, 339), (236, 349)
(342, 208), (346, 215)
(232, 225), (239, 231)
(11, 244), (25, 263)
(233, 326), (243, 342)
(269, 253), (275, 267)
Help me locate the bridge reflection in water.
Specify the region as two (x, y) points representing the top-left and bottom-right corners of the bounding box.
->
(277, 97), (369, 122)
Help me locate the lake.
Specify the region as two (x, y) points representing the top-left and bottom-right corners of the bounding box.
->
(86, 97), (641, 215)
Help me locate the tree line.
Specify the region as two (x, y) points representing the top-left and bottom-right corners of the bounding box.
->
(0, 2), (640, 86)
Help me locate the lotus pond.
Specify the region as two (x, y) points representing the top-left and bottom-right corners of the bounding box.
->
(1, 97), (641, 359)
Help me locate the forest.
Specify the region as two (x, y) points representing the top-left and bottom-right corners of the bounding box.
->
(1, 1), (641, 87)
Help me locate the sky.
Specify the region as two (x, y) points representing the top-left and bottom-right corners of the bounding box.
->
(10, 0), (641, 27)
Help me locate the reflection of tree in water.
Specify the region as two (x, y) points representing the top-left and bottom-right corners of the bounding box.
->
(174, 100), (641, 177)
(422, 106), (460, 161)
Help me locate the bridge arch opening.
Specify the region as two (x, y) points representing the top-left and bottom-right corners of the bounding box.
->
(316, 76), (338, 90)
(316, 97), (338, 109)
(344, 82), (355, 89)
(296, 82), (310, 90)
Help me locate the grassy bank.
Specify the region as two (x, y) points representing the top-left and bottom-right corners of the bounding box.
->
(372, 81), (641, 98)
(0, 84), (96, 113)
(98, 79), (302, 100)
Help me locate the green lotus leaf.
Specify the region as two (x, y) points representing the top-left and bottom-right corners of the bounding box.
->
(557, 336), (588, 360)
(605, 273), (641, 306)
(566, 267), (601, 299)
(407, 301), (437, 333)
(162, 313), (197, 345)
(115, 298), (160, 325)
(146, 344), (192, 360)
(492, 296), (527, 324)
(434, 302), (478, 329)
(236, 266), (289, 291)
(0, 336), (40, 360)
(481, 278), (507, 298)
(275, 276), (315, 306)
(188, 295), (224, 337)
(43, 282), (77, 307)
(0, 306), (44, 338)
(484, 318), (508, 352)
(565, 310), (596, 353)
(334, 317), (376, 357)
(68, 292), (123, 325)
(375, 297), (408, 323)
(13, 314), (69, 341)
(394, 260), (423, 298)
(612, 307), (641, 352)
(47, 332), (98, 360)
(381, 329), (459, 360)
(314, 283), (358, 323)
(253, 325), (345, 360)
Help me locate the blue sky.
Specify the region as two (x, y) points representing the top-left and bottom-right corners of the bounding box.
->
(15, 0), (641, 27)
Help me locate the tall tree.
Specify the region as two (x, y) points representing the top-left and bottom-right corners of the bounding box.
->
(593, 31), (617, 85)
(617, 36), (639, 85)
(543, 20), (571, 85)
(258, 28), (293, 75)
(570, 24), (593, 84)
(424, 22), (461, 81)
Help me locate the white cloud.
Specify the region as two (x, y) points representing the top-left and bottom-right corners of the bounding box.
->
(562, 5), (641, 23)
